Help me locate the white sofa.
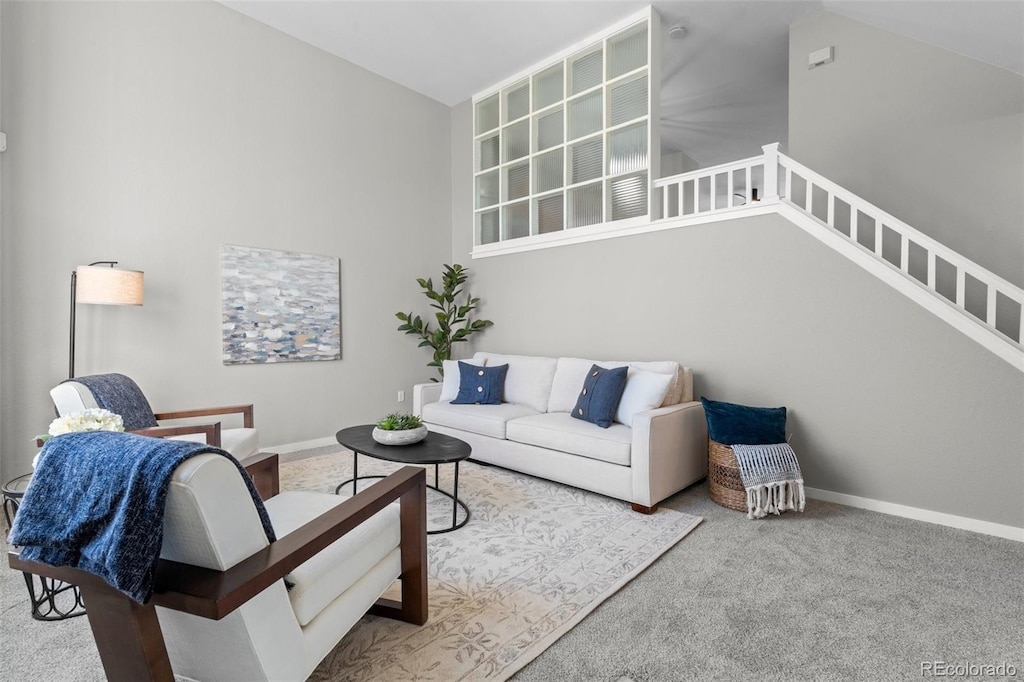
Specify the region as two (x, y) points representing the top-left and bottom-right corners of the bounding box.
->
(413, 352), (708, 512)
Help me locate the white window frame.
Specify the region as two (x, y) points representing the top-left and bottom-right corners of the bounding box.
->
(471, 7), (661, 258)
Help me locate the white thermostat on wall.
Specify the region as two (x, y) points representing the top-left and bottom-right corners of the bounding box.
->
(0, 132), (6, 153)
(808, 46), (834, 69)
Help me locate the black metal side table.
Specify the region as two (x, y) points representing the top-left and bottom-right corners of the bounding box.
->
(3, 473), (87, 620)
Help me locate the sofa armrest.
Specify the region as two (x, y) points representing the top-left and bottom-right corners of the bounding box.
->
(413, 382), (443, 414)
(629, 401), (708, 508)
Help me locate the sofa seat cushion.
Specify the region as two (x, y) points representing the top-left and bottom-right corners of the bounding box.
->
(422, 401), (540, 439)
(505, 413), (632, 466)
(265, 491), (400, 627)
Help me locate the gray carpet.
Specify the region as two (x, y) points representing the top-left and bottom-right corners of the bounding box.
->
(2, 459), (1022, 681)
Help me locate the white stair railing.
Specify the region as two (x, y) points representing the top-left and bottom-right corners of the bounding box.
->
(656, 155), (766, 218)
(654, 143), (1024, 369)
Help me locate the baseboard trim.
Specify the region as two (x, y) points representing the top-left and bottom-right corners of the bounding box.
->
(805, 487), (1023, 542)
(265, 436), (337, 454)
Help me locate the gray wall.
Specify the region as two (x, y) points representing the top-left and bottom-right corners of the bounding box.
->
(789, 10), (1024, 287)
(451, 100), (1023, 528)
(0, 1), (452, 477)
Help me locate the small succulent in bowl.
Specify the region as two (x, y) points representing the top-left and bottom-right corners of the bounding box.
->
(372, 413), (427, 446)
(375, 413), (424, 431)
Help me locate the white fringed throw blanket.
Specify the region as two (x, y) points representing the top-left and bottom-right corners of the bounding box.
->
(731, 443), (806, 520)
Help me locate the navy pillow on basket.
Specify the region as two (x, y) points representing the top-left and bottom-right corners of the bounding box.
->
(451, 362), (508, 405)
(700, 396), (787, 445)
(571, 365), (629, 428)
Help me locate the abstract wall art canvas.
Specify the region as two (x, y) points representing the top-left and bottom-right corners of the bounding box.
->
(221, 244), (341, 365)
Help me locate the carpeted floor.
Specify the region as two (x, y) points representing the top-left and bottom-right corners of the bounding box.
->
(2, 448), (1022, 681)
(511, 481), (1024, 681)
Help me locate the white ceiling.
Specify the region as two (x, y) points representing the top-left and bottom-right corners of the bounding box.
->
(223, 0), (1024, 166)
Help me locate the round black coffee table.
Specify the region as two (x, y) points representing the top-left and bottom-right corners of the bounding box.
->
(335, 425), (471, 534)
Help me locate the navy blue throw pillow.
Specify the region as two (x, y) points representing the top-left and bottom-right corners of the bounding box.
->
(571, 365), (628, 428)
(700, 397), (787, 445)
(451, 362), (508, 405)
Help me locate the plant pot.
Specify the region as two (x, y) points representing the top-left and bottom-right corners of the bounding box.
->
(372, 425), (428, 446)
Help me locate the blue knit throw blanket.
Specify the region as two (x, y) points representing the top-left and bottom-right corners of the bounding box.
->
(8, 431), (276, 603)
(731, 443), (806, 520)
(64, 374), (159, 431)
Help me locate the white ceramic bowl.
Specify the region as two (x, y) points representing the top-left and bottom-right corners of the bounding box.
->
(371, 425), (428, 446)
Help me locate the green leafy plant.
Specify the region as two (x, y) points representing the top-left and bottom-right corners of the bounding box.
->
(396, 263), (493, 380)
(375, 413), (424, 431)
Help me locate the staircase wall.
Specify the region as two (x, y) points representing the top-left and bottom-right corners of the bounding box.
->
(448, 177), (1022, 527)
(789, 10), (1024, 288)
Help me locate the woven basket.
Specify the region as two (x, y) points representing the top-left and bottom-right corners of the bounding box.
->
(708, 440), (748, 512)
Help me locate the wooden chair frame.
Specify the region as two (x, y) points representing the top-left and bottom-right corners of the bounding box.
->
(139, 403), (255, 448)
(8, 465), (428, 682)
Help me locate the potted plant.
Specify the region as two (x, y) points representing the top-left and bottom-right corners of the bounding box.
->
(396, 264), (493, 380)
(372, 413), (428, 446)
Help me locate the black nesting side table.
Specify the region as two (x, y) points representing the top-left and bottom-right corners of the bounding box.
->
(3, 473), (87, 620)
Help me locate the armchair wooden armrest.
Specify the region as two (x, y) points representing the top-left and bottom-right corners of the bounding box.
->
(34, 422), (223, 449)
(7, 466), (427, 682)
(153, 404), (254, 429)
(130, 423), (223, 447)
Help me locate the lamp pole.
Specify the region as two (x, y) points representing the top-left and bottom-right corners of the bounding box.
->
(69, 261), (118, 378)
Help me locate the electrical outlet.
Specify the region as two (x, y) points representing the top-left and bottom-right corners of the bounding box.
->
(397, 390), (405, 403)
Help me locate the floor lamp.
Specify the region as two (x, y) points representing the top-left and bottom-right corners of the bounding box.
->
(69, 261), (145, 378)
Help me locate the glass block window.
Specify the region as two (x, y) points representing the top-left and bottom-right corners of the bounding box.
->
(609, 75), (647, 127)
(569, 138), (603, 185)
(504, 81), (530, 123)
(536, 194), (565, 233)
(536, 108), (563, 151)
(534, 149), (564, 193)
(607, 23), (647, 79)
(533, 64), (564, 111)
(475, 94), (499, 136)
(472, 11), (656, 249)
(608, 123), (647, 175)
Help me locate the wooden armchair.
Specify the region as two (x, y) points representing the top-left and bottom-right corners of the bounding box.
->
(8, 456), (427, 682)
(49, 375), (278, 498)
(51, 378), (260, 455)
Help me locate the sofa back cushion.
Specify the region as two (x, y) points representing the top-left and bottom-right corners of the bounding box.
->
(548, 357), (686, 413)
(472, 352), (558, 413)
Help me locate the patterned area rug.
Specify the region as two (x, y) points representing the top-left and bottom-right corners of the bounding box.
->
(283, 452), (702, 682)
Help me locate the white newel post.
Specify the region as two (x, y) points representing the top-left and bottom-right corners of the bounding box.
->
(762, 143), (780, 200)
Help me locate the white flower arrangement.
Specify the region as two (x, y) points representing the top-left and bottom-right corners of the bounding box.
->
(46, 408), (125, 438)
(33, 408), (125, 468)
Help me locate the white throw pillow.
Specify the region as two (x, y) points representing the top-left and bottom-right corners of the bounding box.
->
(472, 352), (558, 413)
(547, 357), (628, 413)
(439, 358), (486, 402)
(615, 370), (673, 426)
(610, 359), (683, 406)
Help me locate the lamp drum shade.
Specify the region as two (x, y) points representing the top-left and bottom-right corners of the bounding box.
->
(75, 265), (144, 305)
